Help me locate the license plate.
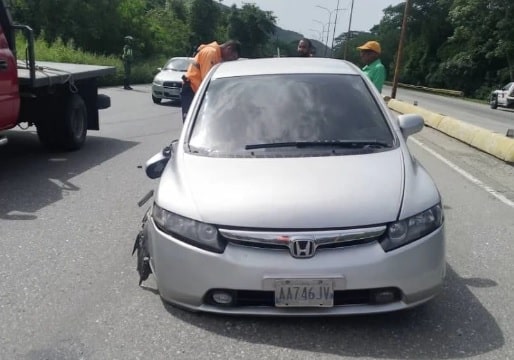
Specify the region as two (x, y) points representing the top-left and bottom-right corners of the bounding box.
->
(166, 88), (180, 96)
(274, 279), (334, 307)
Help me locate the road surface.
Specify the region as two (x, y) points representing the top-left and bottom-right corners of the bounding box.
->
(1, 85), (513, 360)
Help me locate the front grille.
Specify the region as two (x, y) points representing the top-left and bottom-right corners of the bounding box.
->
(219, 226), (386, 255)
(204, 288), (401, 307)
(163, 81), (182, 88)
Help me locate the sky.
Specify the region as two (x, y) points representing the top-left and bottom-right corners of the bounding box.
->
(227, 0), (403, 44)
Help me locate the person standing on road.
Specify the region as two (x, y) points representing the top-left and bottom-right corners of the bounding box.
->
(122, 36), (134, 90)
(180, 40), (241, 122)
(357, 40), (386, 93)
(297, 38), (313, 57)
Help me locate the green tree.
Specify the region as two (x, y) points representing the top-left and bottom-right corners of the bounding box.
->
(227, 4), (276, 58)
(189, 0), (220, 47)
(399, 0), (453, 86)
(433, 0), (513, 95)
(168, 0), (188, 22)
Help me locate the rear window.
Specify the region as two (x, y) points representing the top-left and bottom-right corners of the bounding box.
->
(188, 73), (394, 156)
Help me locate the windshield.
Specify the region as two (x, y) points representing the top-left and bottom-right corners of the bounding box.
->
(502, 82), (513, 91)
(164, 58), (192, 71)
(188, 74), (395, 156)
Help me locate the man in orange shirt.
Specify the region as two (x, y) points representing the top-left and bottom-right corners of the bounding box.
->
(180, 40), (241, 122)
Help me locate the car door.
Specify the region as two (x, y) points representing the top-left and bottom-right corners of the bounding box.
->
(0, 23), (20, 131)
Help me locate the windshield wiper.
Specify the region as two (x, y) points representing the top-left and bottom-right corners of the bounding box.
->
(245, 140), (392, 150)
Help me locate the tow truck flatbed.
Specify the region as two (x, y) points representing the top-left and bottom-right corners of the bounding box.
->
(17, 60), (116, 88)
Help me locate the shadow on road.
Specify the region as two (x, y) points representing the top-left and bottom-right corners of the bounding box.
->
(156, 100), (181, 108)
(0, 130), (138, 220)
(163, 265), (504, 359)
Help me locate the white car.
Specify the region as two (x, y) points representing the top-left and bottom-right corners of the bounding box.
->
(490, 82), (514, 109)
(151, 57), (193, 104)
(136, 58), (445, 316)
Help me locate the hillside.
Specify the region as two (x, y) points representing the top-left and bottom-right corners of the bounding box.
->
(211, 0), (331, 56)
(273, 26), (330, 56)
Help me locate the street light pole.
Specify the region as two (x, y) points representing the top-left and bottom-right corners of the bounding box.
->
(391, 0), (411, 99)
(316, 5), (333, 57)
(330, 0), (342, 57)
(313, 19), (328, 43)
(343, 0), (354, 60)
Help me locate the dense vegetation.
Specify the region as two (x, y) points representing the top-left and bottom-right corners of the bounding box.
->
(333, 0), (514, 98)
(8, 0), (514, 98)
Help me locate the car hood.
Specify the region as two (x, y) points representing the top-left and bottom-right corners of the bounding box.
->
(154, 70), (185, 82)
(157, 149), (405, 229)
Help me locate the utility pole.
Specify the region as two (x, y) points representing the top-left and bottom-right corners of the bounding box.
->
(330, 0), (345, 57)
(343, 0), (354, 60)
(313, 19), (329, 49)
(316, 5), (333, 57)
(391, 0), (411, 99)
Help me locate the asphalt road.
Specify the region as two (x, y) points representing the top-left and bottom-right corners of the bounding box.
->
(383, 85), (514, 135)
(1, 85), (513, 360)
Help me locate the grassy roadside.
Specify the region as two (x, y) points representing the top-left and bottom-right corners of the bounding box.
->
(15, 35), (166, 87)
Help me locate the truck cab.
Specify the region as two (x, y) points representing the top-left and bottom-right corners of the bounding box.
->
(490, 82), (514, 110)
(0, 12), (19, 138)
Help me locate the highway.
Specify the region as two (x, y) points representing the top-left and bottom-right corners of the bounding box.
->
(1, 85), (513, 359)
(383, 85), (514, 135)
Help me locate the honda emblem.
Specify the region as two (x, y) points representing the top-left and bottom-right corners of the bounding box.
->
(290, 238), (316, 258)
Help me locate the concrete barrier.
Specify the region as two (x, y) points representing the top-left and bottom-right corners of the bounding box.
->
(386, 98), (514, 163)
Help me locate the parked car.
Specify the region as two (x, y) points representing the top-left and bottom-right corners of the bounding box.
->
(151, 57), (193, 104)
(136, 57), (446, 316)
(490, 82), (514, 109)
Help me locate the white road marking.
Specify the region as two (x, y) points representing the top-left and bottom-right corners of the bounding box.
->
(410, 137), (514, 209)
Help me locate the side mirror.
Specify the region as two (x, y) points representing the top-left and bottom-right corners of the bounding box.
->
(398, 114), (424, 139)
(157, 67), (162, 71)
(145, 143), (175, 179)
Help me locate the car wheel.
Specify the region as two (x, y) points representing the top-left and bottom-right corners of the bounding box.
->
(152, 95), (162, 104)
(490, 96), (498, 109)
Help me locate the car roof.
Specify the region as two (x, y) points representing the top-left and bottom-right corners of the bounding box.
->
(168, 57), (193, 61)
(211, 57), (360, 79)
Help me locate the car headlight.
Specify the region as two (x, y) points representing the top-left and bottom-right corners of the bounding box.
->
(153, 79), (164, 86)
(380, 204), (443, 251)
(152, 204), (225, 253)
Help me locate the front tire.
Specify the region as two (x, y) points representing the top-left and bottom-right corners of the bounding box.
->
(152, 95), (162, 104)
(490, 95), (498, 109)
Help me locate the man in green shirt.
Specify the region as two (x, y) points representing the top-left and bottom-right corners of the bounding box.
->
(357, 41), (386, 93)
(122, 36), (134, 90)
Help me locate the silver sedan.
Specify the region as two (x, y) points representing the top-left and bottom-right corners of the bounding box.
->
(135, 57), (446, 316)
(151, 57), (192, 104)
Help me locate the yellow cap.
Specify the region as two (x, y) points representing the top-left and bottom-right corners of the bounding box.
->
(357, 41), (381, 54)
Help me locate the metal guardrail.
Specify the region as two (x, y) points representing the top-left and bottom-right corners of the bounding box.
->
(385, 82), (464, 97)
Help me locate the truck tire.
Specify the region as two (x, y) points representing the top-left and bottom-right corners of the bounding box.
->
(490, 95), (498, 109)
(60, 94), (88, 150)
